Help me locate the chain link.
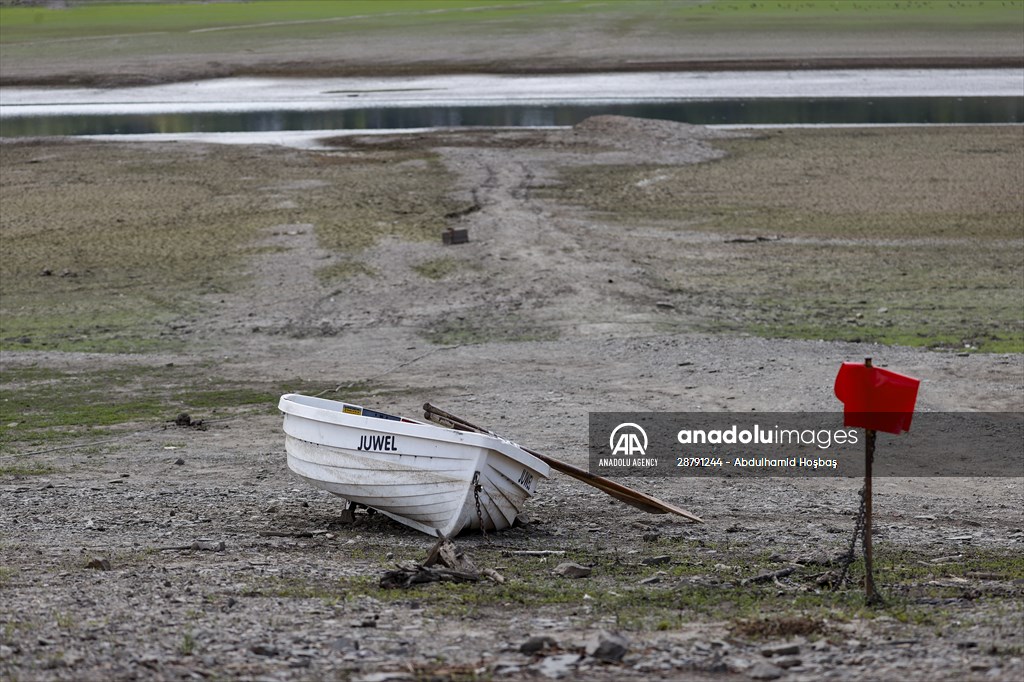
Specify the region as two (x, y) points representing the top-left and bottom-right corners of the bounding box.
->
(838, 487), (867, 587)
(472, 471), (489, 542)
(836, 487), (886, 604)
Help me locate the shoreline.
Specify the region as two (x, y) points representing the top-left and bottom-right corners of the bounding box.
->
(4, 55), (1023, 89)
(3, 69), (1021, 121)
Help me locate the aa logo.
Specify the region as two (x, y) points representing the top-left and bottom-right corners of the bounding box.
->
(609, 423), (648, 456)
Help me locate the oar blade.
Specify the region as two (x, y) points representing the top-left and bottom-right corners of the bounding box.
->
(423, 404), (703, 523)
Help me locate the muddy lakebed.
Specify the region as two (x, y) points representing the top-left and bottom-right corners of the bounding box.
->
(1, 107), (1023, 682)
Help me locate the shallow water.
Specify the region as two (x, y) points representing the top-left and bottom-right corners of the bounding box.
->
(2, 97), (1022, 137)
(1, 70), (1021, 137)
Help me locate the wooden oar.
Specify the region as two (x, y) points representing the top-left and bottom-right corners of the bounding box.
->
(423, 402), (703, 523)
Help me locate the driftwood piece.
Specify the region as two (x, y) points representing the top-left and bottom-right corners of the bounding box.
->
(381, 537), (503, 589)
(501, 549), (566, 557)
(380, 564), (481, 589)
(742, 566), (796, 586)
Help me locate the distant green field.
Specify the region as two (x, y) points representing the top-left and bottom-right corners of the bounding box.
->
(1, 1), (572, 40)
(1, 0), (1020, 42)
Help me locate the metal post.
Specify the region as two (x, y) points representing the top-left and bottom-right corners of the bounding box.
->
(864, 357), (877, 603)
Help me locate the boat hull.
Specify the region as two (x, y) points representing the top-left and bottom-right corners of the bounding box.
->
(279, 394), (550, 537)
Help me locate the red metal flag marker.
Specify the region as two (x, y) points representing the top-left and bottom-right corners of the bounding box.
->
(834, 358), (921, 603)
(835, 360), (920, 434)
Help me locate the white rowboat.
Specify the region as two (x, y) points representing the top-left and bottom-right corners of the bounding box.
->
(278, 394), (551, 537)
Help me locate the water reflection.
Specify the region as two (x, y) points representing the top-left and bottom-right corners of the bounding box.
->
(1, 97), (1021, 137)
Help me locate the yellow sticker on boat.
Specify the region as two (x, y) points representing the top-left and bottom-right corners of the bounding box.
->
(342, 405), (362, 415)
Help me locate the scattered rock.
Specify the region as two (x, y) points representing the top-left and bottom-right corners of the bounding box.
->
(587, 631), (629, 663)
(762, 643), (800, 657)
(552, 562), (591, 578)
(250, 644), (279, 657)
(329, 636), (359, 653)
(520, 635), (558, 656)
(641, 555), (671, 566)
(174, 457), (185, 466)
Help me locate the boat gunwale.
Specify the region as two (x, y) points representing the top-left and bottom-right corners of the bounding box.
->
(278, 393), (552, 480)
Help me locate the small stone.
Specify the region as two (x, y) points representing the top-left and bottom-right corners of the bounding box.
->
(250, 644), (279, 657)
(641, 555), (671, 566)
(520, 635), (558, 655)
(747, 661), (784, 679)
(762, 643), (800, 657)
(587, 631), (629, 663)
(552, 562), (591, 578)
(328, 637), (359, 653)
(174, 458), (185, 466)
(705, 658), (728, 673)
(776, 657), (802, 669)
(86, 557), (111, 571)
